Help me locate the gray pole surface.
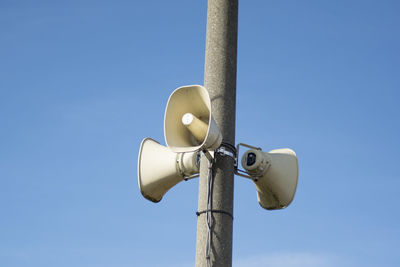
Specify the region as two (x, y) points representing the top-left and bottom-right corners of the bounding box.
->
(195, 0), (238, 266)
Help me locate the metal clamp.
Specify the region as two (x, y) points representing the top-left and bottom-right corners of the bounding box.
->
(215, 142), (236, 160)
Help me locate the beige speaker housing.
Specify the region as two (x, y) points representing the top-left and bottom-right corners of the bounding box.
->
(164, 85), (222, 153)
(241, 148), (299, 210)
(138, 138), (199, 202)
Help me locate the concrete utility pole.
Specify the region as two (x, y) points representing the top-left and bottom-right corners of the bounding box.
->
(195, 0), (238, 266)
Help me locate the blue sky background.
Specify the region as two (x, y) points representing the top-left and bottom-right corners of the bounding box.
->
(1, 0), (399, 266)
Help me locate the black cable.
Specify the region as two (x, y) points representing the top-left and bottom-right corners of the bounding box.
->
(205, 159), (213, 267)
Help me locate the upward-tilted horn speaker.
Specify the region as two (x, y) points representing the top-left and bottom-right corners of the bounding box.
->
(138, 138), (199, 202)
(241, 148), (299, 210)
(164, 85), (222, 153)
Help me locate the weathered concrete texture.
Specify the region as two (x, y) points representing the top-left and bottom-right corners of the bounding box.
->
(195, 0), (238, 266)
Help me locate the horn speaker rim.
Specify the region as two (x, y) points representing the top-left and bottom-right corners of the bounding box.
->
(164, 85), (222, 153)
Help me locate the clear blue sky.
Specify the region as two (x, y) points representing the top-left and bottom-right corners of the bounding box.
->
(1, 1), (399, 266)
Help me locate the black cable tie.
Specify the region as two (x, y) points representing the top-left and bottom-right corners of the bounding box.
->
(196, 209), (234, 220)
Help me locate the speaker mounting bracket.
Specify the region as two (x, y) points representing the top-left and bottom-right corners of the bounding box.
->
(183, 174), (199, 181)
(202, 149), (214, 161)
(234, 143), (264, 181)
(176, 152), (200, 181)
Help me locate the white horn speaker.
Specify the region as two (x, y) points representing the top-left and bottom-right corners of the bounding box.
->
(164, 85), (222, 153)
(241, 148), (299, 210)
(138, 138), (199, 202)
